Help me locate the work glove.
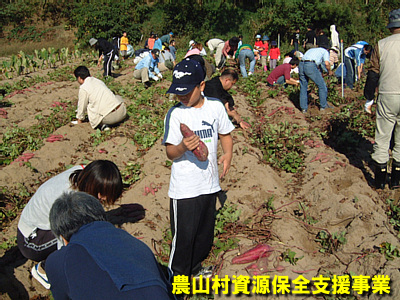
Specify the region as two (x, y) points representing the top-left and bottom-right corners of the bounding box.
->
(157, 73), (163, 79)
(153, 76), (159, 81)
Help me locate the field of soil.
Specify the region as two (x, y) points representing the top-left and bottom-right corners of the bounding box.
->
(1, 56), (400, 300)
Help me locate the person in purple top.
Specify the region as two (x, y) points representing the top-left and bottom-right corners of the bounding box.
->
(267, 57), (300, 87)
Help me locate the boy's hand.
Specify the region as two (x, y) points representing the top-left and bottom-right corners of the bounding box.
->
(182, 135), (200, 152)
(218, 153), (232, 178)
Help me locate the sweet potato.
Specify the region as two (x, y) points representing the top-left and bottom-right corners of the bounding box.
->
(180, 123), (208, 161)
(232, 243), (273, 264)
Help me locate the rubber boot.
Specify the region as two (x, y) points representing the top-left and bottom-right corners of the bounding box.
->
(390, 161), (400, 190)
(374, 162), (387, 189)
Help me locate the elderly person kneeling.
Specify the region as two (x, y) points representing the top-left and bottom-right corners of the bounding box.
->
(46, 192), (173, 299)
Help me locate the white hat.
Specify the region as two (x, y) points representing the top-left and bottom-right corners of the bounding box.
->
(89, 38), (98, 46)
(189, 40), (195, 46)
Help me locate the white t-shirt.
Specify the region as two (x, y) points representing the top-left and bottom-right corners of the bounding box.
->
(18, 166), (84, 238)
(162, 97), (234, 199)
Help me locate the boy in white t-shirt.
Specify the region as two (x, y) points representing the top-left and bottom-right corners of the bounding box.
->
(162, 58), (234, 280)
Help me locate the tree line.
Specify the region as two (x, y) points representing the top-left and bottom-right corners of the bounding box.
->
(0, 0), (398, 48)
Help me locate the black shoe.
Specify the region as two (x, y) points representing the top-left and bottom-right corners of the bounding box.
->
(391, 161), (400, 190)
(144, 81), (151, 89)
(374, 161), (387, 189)
(192, 266), (213, 279)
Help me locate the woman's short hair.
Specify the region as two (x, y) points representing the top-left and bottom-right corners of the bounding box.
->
(74, 66), (91, 80)
(50, 191), (106, 242)
(69, 160), (123, 206)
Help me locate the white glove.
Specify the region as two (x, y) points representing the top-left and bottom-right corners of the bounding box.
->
(153, 76), (159, 81)
(278, 56), (281, 61)
(157, 73), (163, 79)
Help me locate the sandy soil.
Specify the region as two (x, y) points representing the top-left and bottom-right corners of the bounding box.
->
(1, 59), (400, 300)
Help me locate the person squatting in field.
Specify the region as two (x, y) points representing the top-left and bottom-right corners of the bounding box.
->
(134, 49), (163, 88)
(17, 160), (123, 289)
(73, 66), (127, 131)
(267, 57), (300, 87)
(369, 8), (400, 190)
(162, 58), (234, 280)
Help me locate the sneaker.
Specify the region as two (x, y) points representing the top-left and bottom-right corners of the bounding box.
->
(248, 72), (253, 76)
(320, 104), (334, 111)
(31, 262), (50, 289)
(365, 100), (373, 114)
(144, 81), (151, 89)
(100, 124), (110, 131)
(301, 109), (307, 114)
(193, 266), (213, 279)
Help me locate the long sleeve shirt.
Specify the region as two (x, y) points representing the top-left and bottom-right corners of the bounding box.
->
(344, 46), (366, 66)
(76, 77), (123, 128)
(96, 38), (114, 57)
(135, 54), (160, 79)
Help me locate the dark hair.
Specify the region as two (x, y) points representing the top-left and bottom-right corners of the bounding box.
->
(193, 43), (203, 51)
(289, 57), (300, 66)
(229, 37), (240, 47)
(170, 39), (175, 45)
(238, 35), (243, 39)
(151, 49), (159, 56)
(50, 192), (106, 242)
(221, 68), (239, 81)
(74, 66), (91, 80)
(364, 44), (372, 52)
(69, 160), (123, 206)
(284, 52), (294, 58)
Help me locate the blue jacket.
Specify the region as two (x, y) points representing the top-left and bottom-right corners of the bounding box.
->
(46, 221), (172, 300)
(153, 39), (163, 50)
(135, 54), (160, 79)
(345, 46), (366, 66)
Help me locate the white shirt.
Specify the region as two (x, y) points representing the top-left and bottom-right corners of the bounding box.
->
(18, 166), (84, 238)
(162, 97), (234, 199)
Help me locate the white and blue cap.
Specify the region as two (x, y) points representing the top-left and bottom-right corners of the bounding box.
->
(166, 58), (205, 95)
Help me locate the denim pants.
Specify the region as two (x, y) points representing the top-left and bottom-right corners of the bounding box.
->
(276, 75), (285, 85)
(344, 56), (355, 89)
(238, 49), (255, 78)
(372, 94), (400, 164)
(299, 61), (327, 110)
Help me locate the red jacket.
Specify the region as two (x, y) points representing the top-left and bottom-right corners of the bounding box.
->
(269, 47), (280, 59)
